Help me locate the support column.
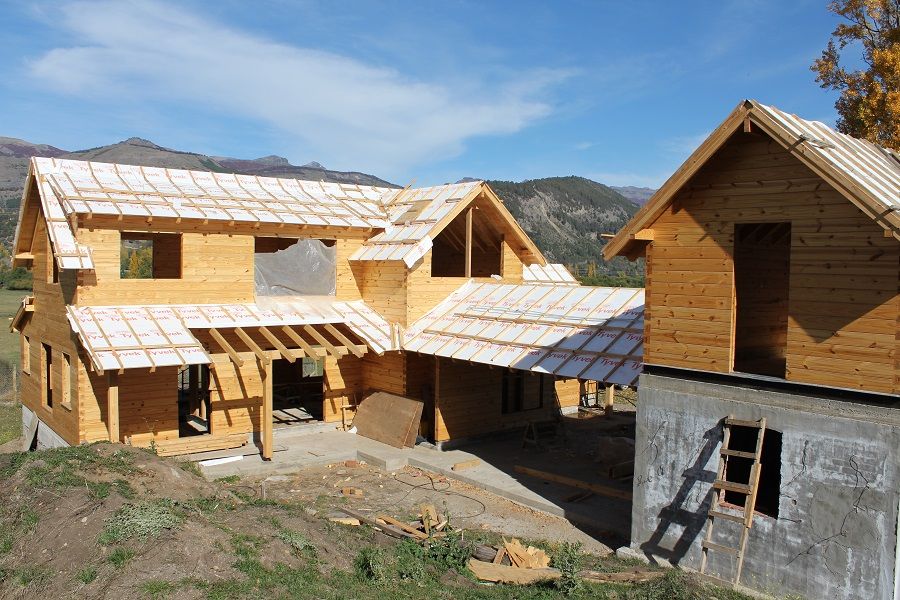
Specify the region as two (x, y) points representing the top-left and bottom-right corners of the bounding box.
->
(262, 358), (273, 460)
(465, 207), (473, 278)
(604, 384), (615, 417)
(107, 371), (120, 443)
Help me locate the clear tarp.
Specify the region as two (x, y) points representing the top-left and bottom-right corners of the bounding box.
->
(254, 239), (337, 297)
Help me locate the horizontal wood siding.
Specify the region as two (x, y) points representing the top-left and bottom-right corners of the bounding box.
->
(81, 366), (180, 445)
(646, 132), (899, 393)
(434, 359), (557, 442)
(19, 216), (81, 445)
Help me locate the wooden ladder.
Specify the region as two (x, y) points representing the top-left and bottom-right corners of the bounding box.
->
(699, 415), (766, 587)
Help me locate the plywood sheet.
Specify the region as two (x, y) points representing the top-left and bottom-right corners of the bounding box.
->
(352, 391), (424, 448)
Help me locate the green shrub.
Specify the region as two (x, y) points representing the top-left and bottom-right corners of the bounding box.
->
(108, 547), (134, 569)
(277, 529), (316, 556)
(425, 529), (470, 573)
(354, 546), (388, 583)
(553, 542), (583, 595)
(395, 539), (426, 582)
(99, 500), (183, 544)
(76, 566), (97, 584)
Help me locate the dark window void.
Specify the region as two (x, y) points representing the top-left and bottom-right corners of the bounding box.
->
(733, 222), (791, 378)
(272, 357), (325, 423)
(178, 365), (211, 437)
(724, 425), (782, 518)
(502, 370), (545, 414)
(42, 343), (52, 408)
(432, 207), (502, 277)
(120, 232), (182, 279)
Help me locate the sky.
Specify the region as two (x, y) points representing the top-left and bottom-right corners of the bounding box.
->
(0, 0), (850, 188)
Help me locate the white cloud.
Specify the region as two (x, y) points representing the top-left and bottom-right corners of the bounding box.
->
(573, 141), (595, 151)
(27, 0), (568, 174)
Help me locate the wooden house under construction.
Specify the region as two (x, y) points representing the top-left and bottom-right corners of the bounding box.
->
(605, 100), (899, 600)
(11, 158), (643, 458)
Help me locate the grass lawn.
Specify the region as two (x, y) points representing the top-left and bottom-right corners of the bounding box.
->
(0, 288), (27, 367)
(0, 400), (21, 445)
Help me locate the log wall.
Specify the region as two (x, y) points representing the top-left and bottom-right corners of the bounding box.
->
(645, 131), (899, 393)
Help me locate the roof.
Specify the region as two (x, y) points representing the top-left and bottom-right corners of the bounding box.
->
(522, 263), (578, 285)
(403, 281), (644, 386)
(16, 157), (396, 269)
(67, 298), (394, 372)
(349, 181), (546, 267)
(604, 99), (900, 259)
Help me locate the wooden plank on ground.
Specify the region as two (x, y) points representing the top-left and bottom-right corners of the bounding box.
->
(467, 559), (560, 584)
(153, 432), (248, 457)
(352, 391), (424, 448)
(513, 465), (632, 501)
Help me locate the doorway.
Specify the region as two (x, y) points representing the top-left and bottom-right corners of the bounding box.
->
(272, 357), (325, 426)
(733, 222), (792, 378)
(178, 365), (211, 437)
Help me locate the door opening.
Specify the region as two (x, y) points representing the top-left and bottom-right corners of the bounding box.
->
(272, 357), (325, 426)
(733, 222), (791, 378)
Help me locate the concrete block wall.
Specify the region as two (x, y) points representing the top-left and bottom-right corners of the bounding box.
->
(631, 373), (900, 600)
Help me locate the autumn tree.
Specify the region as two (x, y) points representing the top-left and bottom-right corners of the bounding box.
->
(811, 0), (900, 148)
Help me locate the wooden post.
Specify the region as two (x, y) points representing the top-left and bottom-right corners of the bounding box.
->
(188, 365), (200, 417)
(107, 371), (120, 443)
(604, 384), (615, 417)
(262, 358), (273, 460)
(465, 207), (473, 278)
(433, 357), (441, 443)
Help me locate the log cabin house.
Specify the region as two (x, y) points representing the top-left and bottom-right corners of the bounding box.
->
(605, 100), (899, 600)
(10, 158), (644, 458)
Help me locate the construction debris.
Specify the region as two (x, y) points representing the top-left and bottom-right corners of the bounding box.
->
(468, 558), (561, 584)
(451, 459), (481, 471)
(341, 486), (364, 498)
(328, 517), (361, 526)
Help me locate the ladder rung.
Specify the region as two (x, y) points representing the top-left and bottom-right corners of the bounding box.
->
(702, 540), (739, 555)
(725, 418), (763, 428)
(721, 448), (757, 459)
(713, 480), (752, 494)
(708, 509), (747, 524)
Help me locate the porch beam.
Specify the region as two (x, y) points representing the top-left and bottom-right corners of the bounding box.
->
(235, 327), (269, 364)
(323, 324), (366, 358)
(209, 328), (244, 368)
(258, 326), (296, 363)
(107, 371), (120, 443)
(281, 326), (326, 358)
(262, 358), (273, 460)
(302, 325), (345, 357)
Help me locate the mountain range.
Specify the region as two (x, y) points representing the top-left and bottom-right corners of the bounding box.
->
(0, 136), (650, 280)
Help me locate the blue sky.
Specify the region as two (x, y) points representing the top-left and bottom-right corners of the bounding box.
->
(0, 0), (847, 188)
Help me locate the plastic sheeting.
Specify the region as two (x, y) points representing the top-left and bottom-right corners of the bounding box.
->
(254, 239), (336, 297)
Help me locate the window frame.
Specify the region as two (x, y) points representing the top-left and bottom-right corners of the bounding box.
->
(22, 335), (30, 375)
(119, 231), (184, 280)
(41, 342), (53, 408)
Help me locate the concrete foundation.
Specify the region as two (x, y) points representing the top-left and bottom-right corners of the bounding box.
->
(631, 373), (900, 600)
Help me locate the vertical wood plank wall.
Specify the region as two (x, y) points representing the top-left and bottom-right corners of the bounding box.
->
(645, 131), (899, 394)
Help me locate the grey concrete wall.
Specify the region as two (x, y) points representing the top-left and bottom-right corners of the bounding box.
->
(632, 373), (900, 600)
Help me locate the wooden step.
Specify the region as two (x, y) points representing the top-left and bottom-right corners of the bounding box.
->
(720, 448), (757, 459)
(708, 509), (746, 524)
(713, 479), (752, 494)
(702, 540), (739, 555)
(725, 418), (764, 429)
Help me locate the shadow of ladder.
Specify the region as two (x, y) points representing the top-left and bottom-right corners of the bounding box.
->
(699, 415), (767, 588)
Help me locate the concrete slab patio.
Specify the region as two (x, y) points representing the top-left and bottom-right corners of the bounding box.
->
(198, 414), (634, 545)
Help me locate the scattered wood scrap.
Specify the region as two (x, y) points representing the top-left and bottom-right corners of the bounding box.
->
(467, 539), (664, 587)
(503, 538), (550, 569)
(467, 558), (561, 584)
(341, 487), (364, 499)
(451, 458), (481, 471)
(513, 465), (632, 501)
(580, 568), (665, 584)
(328, 517), (360, 526)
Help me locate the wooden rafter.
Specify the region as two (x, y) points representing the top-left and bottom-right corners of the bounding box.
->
(258, 326), (298, 362)
(281, 326), (326, 358)
(465, 207), (473, 278)
(209, 327), (244, 367)
(323, 324), (366, 358)
(235, 327), (269, 363)
(302, 325), (344, 357)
